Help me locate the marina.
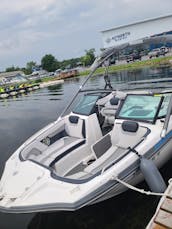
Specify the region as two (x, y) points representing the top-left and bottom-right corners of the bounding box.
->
(0, 80), (64, 99)
(0, 1), (172, 228)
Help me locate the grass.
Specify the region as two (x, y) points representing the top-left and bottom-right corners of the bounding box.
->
(27, 55), (172, 85)
(30, 76), (61, 84)
(6, 55), (171, 87)
(79, 55), (172, 77)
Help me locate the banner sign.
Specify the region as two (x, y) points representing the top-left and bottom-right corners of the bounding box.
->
(101, 15), (172, 48)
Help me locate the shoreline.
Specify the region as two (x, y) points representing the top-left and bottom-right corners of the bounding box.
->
(78, 55), (172, 77)
(39, 79), (64, 88)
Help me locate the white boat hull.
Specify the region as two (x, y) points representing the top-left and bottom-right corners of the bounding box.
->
(18, 89), (26, 94)
(0, 93), (9, 98)
(10, 91), (17, 96)
(0, 116), (172, 213)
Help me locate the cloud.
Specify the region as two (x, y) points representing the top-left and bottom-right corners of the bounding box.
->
(0, 0), (171, 70)
(0, 0), (55, 14)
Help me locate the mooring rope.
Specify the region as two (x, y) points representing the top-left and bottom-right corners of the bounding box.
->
(111, 175), (171, 197)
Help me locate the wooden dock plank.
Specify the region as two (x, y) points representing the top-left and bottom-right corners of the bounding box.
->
(151, 222), (170, 229)
(147, 182), (172, 229)
(161, 198), (172, 214)
(155, 209), (172, 228)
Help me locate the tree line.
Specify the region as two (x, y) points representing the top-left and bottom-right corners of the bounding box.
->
(5, 48), (96, 75)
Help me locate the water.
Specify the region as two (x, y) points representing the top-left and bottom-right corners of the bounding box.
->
(1, 66), (172, 229)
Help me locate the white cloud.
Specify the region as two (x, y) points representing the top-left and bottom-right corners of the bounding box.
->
(0, 0), (55, 14)
(0, 0), (171, 70)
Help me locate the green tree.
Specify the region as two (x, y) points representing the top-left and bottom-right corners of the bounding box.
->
(26, 61), (36, 74)
(59, 58), (81, 70)
(41, 54), (59, 72)
(5, 66), (20, 72)
(81, 48), (96, 66)
(21, 61), (37, 75)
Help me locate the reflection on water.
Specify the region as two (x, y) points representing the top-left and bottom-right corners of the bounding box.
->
(27, 192), (157, 229)
(1, 66), (172, 229)
(25, 158), (172, 229)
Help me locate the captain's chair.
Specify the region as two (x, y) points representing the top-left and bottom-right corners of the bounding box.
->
(84, 121), (149, 175)
(100, 96), (120, 125)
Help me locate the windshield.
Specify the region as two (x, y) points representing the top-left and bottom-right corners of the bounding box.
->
(118, 94), (163, 122)
(72, 94), (100, 115)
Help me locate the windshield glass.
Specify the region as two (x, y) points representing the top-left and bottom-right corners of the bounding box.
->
(118, 94), (162, 122)
(72, 94), (100, 115)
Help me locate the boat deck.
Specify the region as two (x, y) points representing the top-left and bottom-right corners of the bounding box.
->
(147, 181), (172, 229)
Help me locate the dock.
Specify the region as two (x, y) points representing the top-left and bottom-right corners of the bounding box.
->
(147, 180), (172, 229)
(39, 79), (64, 88)
(0, 79), (64, 99)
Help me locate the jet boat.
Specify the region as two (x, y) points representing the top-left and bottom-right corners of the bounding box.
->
(0, 92), (9, 99)
(1, 39), (172, 213)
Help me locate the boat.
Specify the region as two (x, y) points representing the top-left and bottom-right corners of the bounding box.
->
(1, 38), (172, 213)
(0, 92), (9, 98)
(31, 83), (40, 90)
(9, 91), (18, 96)
(8, 86), (18, 96)
(17, 84), (26, 94)
(25, 84), (33, 91)
(0, 83), (41, 99)
(0, 87), (9, 98)
(32, 85), (39, 90)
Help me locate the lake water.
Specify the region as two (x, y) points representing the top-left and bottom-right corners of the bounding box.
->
(1, 66), (172, 229)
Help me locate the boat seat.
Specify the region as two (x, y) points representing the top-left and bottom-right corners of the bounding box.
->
(40, 137), (85, 166)
(92, 134), (112, 158)
(96, 92), (115, 106)
(100, 96), (120, 125)
(84, 121), (149, 175)
(65, 115), (86, 139)
(22, 142), (48, 160)
(111, 121), (147, 149)
(29, 115), (86, 166)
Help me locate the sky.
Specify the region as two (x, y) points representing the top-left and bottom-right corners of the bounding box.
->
(0, 0), (172, 71)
